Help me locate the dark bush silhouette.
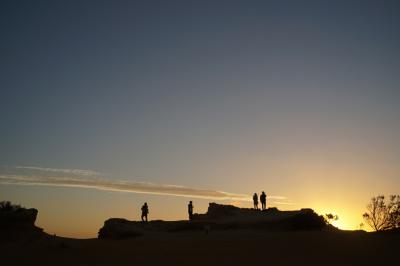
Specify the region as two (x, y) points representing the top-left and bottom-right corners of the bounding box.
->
(324, 213), (339, 225)
(0, 200), (38, 227)
(0, 201), (42, 242)
(0, 201), (22, 212)
(363, 195), (400, 231)
(289, 209), (326, 230)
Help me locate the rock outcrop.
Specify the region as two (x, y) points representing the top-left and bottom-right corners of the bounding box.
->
(98, 203), (327, 239)
(0, 208), (38, 227)
(0, 204), (43, 242)
(98, 219), (208, 239)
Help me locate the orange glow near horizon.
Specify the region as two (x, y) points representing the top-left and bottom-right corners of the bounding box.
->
(0, 158), (395, 238)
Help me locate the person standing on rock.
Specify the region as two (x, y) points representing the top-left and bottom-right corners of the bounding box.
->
(188, 201), (194, 221)
(260, 191), (267, 210)
(141, 202), (149, 222)
(253, 193), (259, 209)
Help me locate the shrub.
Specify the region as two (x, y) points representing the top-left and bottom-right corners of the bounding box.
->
(363, 195), (400, 231)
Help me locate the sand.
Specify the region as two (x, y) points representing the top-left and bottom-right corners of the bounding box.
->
(1, 229), (398, 266)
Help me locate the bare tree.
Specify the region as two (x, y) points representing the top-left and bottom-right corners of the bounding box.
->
(363, 195), (400, 231)
(388, 195), (400, 228)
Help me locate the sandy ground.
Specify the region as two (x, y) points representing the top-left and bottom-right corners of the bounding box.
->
(1, 230), (398, 266)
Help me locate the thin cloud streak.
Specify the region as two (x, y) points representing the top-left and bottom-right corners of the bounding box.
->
(15, 166), (100, 176)
(0, 175), (250, 201)
(0, 166), (249, 201)
(273, 201), (296, 205)
(0, 166), (290, 202)
(267, 196), (287, 200)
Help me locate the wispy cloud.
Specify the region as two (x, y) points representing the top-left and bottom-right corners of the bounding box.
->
(0, 166), (291, 203)
(14, 166), (99, 176)
(0, 166), (250, 201)
(267, 196), (287, 200)
(273, 201), (296, 205)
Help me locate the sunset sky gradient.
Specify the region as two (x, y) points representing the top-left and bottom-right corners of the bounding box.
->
(1, 0), (399, 237)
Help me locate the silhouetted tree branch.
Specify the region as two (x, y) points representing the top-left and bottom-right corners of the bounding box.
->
(324, 213), (338, 225)
(363, 195), (400, 231)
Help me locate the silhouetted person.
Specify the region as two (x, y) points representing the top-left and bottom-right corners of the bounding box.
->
(253, 193), (259, 209)
(188, 201), (194, 220)
(260, 191), (267, 210)
(141, 202), (149, 222)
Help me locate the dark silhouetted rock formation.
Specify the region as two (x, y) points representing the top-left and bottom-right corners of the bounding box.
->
(0, 207), (38, 227)
(98, 203), (327, 239)
(98, 219), (209, 239)
(0, 201), (43, 242)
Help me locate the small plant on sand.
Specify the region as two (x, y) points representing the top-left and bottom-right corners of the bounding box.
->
(363, 195), (400, 231)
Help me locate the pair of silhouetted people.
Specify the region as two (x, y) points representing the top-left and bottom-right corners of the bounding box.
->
(253, 191), (267, 210)
(141, 202), (149, 222)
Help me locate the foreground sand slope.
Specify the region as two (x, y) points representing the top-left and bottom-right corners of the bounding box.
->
(1, 230), (399, 266)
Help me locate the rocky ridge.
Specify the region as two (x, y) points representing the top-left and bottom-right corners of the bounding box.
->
(98, 203), (328, 239)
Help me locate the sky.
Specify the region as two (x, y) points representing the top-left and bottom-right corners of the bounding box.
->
(1, 0), (399, 238)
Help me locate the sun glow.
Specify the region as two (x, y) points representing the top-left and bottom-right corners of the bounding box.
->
(314, 207), (363, 231)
